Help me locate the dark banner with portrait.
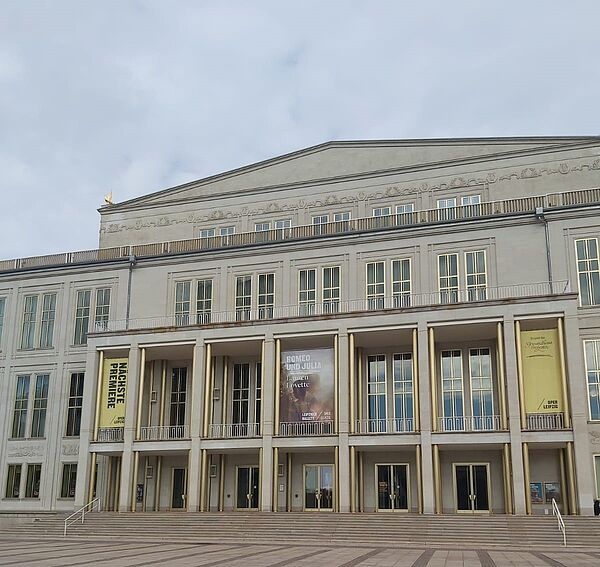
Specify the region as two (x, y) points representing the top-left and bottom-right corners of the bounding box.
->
(280, 348), (335, 423)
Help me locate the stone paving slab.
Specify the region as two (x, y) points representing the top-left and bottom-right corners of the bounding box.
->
(0, 538), (599, 566)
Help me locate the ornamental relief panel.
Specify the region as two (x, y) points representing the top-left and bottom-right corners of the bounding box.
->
(61, 443), (80, 456)
(100, 158), (600, 235)
(7, 444), (45, 457)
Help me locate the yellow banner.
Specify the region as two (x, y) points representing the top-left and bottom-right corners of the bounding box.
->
(98, 358), (128, 428)
(521, 329), (563, 413)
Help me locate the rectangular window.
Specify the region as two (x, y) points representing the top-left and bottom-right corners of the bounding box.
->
(469, 348), (494, 430)
(367, 354), (387, 432)
(196, 279), (212, 324)
(366, 261), (385, 310)
(61, 463), (77, 498)
(170, 367), (187, 427)
(235, 275), (252, 321)
(396, 203), (414, 215)
(39, 293), (57, 348)
(298, 269), (316, 316)
(274, 219), (291, 229)
(392, 258), (411, 307)
(312, 214), (329, 235)
(584, 340), (600, 420)
(31, 374), (49, 438)
(258, 273), (275, 320)
(174, 281), (191, 326)
(200, 228), (215, 238)
(595, 455), (600, 498)
(94, 288), (111, 331)
(5, 464), (21, 499)
(255, 363), (262, 432)
(66, 372), (84, 437)
(441, 350), (464, 430)
(0, 296), (5, 347)
(373, 207), (391, 217)
(437, 198), (457, 221)
(393, 353), (413, 432)
(219, 226), (235, 236)
(232, 363), (250, 426)
(438, 253), (459, 304)
(21, 295), (38, 349)
(322, 266), (340, 314)
(333, 211), (351, 222)
(575, 238), (600, 306)
(12, 375), (30, 438)
(465, 250), (487, 301)
(255, 222), (271, 232)
(461, 195), (481, 206)
(73, 290), (91, 345)
(25, 464), (41, 498)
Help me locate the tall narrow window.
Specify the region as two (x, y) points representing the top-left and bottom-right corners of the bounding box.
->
(299, 269), (316, 316)
(469, 348), (494, 430)
(584, 340), (600, 420)
(73, 290), (91, 345)
(255, 363), (262, 433)
(25, 464), (41, 498)
(12, 375), (30, 438)
(232, 363), (250, 428)
(322, 267), (340, 314)
(5, 464), (21, 499)
(438, 253), (459, 304)
(174, 281), (191, 326)
(392, 258), (411, 307)
(0, 296), (6, 347)
(61, 463), (77, 498)
(39, 293), (57, 348)
(393, 353), (413, 432)
(441, 350), (464, 431)
(21, 295), (38, 349)
(235, 275), (252, 321)
(170, 367), (187, 427)
(575, 238), (600, 306)
(366, 262), (385, 310)
(465, 250), (487, 301)
(437, 198), (457, 221)
(31, 374), (49, 438)
(66, 372), (84, 437)
(196, 279), (212, 324)
(258, 273), (275, 320)
(94, 288), (111, 331)
(367, 355), (387, 432)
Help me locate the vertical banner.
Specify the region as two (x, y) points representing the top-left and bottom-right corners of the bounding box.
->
(280, 348), (334, 423)
(521, 329), (563, 413)
(98, 358), (128, 427)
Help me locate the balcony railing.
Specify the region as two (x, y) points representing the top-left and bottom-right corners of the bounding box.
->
(525, 413), (566, 431)
(438, 415), (503, 432)
(96, 428), (124, 442)
(208, 423), (260, 439)
(278, 421), (334, 436)
(138, 425), (190, 441)
(2, 187), (599, 274)
(354, 418), (415, 434)
(96, 280), (570, 333)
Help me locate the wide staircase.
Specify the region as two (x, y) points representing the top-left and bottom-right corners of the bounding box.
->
(1, 512), (600, 550)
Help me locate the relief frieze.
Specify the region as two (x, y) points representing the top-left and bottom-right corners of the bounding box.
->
(7, 443), (45, 457)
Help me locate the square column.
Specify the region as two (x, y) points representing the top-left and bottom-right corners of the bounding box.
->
(187, 340), (205, 512)
(260, 336), (275, 511)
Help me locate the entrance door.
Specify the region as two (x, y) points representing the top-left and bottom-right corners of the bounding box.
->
(236, 466), (259, 510)
(304, 465), (334, 511)
(376, 464), (409, 511)
(171, 468), (187, 509)
(454, 464), (490, 513)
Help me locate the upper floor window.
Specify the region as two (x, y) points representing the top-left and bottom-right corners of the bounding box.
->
(0, 296), (6, 348)
(461, 195), (481, 206)
(12, 375), (30, 438)
(333, 212), (351, 222)
(373, 207), (391, 217)
(258, 273), (275, 320)
(235, 275), (252, 321)
(465, 251), (487, 301)
(219, 226), (235, 236)
(66, 372), (84, 437)
(73, 287), (111, 345)
(367, 355), (387, 430)
(584, 340), (600, 420)
(31, 374), (49, 438)
(255, 222), (271, 232)
(200, 228), (215, 238)
(438, 253), (459, 304)
(438, 251), (487, 304)
(392, 258), (411, 307)
(299, 269), (316, 316)
(20, 292), (57, 350)
(11, 373), (49, 439)
(174, 281), (191, 326)
(441, 350), (464, 429)
(366, 262), (385, 310)
(274, 219), (291, 229)
(174, 279), (213, 325)
(197, 279), (213, 324)
(170, 367), (187, 427)
(437, 198), (457, 221)
(312, 215), (329, 235)
(396, 204), (414, 215)
(322, 266), (340, 313)
(575, 238), (600, 306)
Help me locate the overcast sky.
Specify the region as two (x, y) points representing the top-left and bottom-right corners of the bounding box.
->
(1, 1), (599, 259)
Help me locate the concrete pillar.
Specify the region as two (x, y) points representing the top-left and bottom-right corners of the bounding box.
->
(187, 340), (205, 512)
(503, 318), (527, 514)
(337, 331), (351, 513)
(260, 336), (275, 511)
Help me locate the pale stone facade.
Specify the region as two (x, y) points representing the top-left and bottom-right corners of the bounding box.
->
(1, 137), (600, 515)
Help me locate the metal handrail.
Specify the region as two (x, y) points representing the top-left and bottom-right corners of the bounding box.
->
(64, 497), (101, 537)
(551, 497), (566, 547)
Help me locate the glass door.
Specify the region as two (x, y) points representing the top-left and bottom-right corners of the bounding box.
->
(171, 468), (187, 509)
(304, 465), (334, 511)
(376, 464), (409, 511)
(236, 466), (259, 510)
(454, 463), (490, 513)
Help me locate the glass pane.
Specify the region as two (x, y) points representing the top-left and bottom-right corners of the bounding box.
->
(455, 465), (471, 510)
(473, 466), (489, 511)
(377, 465), (392, 510)
(304, 466), (318, 509)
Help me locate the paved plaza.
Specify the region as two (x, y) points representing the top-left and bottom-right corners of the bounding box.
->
(0, 539), (598, 567)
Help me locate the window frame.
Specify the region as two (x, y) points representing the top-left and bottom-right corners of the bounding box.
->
(392, 258), (411, 307)
(11, 374), (30, 439)
(257, 273), (275, 320)
(66, 372), (84, 437)
(60, 463), (78, 499)
(575, 237), (600, 307)
(235, 274), (252, 321)
(298, 268), (317, 316)
(25, 463), (42, 499)
(438, 253), (459, 304)
(30, 374), (49, 438)
(366, 261), (385, 310)
(5, 464), (22, 499)
(440, 349), (465, 429)
(465, 250), (487, 301)
(584, 339), (600, 421)
(322, 266), (341, 314)
(0, 296), (5, 349)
